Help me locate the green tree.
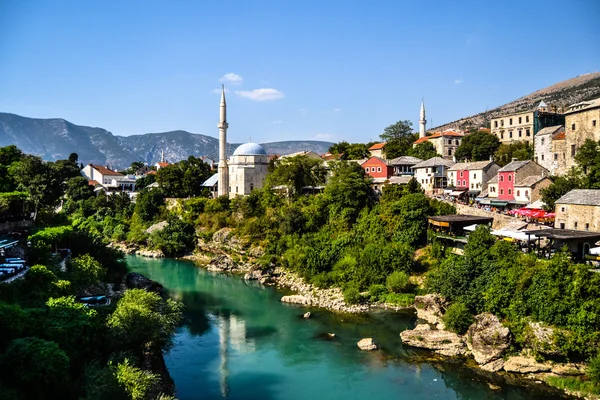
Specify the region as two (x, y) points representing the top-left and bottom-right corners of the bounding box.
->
(494, 141), (533, 167)
(134, 190), (164, 223)
(380, 120), (417, 159)
(150, 216), (196, 257)
(386, 270), (410, 293)
(407, 141), (439, 160)
(575, 139), (600, 187)
(454, 130), (501, 161)
(443, 302), (473, 334)
(107, 289), (183, 354)
(0, 301), (27, 348)
(156, 156), (212, 197)
(115, 359), (159, 400)
(266, 155), (327, 197)
(540, 170), (585, 211)
(324, 161), (372, 224)
(65, 176), (95, 202)
(70, 254), (107, 287)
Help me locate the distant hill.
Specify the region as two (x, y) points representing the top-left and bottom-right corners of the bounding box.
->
(0, 113), (333, 169)
(434, 72), (600, 132)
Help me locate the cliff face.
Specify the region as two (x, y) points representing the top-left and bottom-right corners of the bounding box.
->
(434, 72), (600, 132)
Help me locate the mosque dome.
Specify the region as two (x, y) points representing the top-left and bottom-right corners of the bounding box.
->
(232, 142), (267, 156)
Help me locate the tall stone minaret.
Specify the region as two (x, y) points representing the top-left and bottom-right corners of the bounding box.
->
(218, 85), (229, 197)
(419, 99), (427, 138)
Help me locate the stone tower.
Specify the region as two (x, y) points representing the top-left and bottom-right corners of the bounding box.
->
(218, 85), (229, 197)
(419, 99), (427, 138)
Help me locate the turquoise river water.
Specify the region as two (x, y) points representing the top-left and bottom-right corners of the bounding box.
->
(127, 256), (570, 400)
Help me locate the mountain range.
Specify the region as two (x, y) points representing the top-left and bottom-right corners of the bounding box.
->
(0, 112), (333, 170)
(434, 72), (600, 132)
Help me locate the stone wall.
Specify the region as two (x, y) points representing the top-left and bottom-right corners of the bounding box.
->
(0, 220), (33, 234)
(555, 203), (600, 232)
(565, 108), (600, 171)
(453, 203), (522, 230)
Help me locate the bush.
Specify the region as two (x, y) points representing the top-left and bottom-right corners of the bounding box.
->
(443, 302), (473, 334)
(386, 271), (410, 293)
(343, 286), (362, 305)
(380, 292), (415, 307)
(368, 284), (386, 302)
(589, 353), (600, 384)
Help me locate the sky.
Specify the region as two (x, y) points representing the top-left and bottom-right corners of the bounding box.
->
(1, 0), (599, 145)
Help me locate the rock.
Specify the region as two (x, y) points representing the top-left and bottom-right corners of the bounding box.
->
(414, 294), (448, 330)
(487, 383), (501, 391)
(503, 356), (552, 374)
(466, 313), (511, 365)
(480, 358), (505, 372)
(135, 249), (165, 258)
(525, 321), (561, 356)
(206, 255), (237, 272)
(303, 312), (311, 319)
(357, 338), (378, 351)
(244, 269), (263, 280)
(550, 363), (586, 376)
(400, 324), (467, 357)
(280, 295), (309, 305)
(125, 272), (163, 292)
(259, 276), (275, 285)
(145, 221), (168, 235)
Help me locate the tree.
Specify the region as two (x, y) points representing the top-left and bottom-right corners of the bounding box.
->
(540, 170), (585, 211)
(0, 145), (24, 192)
(324, 161), (372, 223)
(443, 302), (473, 334)
(134, 190), (164, 223)
(65, 176), (94, 202)
(150, 216), (196, 257)
(380, 120), (417, 159)
(107, 289), (183, 354)
(266, 155), (327, 197)
(575, 139), (600, 187)
(407, 141), (439, 160)
(156, 156), (212, 198)
(454, 131), (500, 161)
(69, 254), (107, 287)
(114, 359), (159, 400)
(494, 141), (533, 167)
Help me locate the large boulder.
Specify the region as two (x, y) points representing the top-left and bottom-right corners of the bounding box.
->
(125, 272), (163, 293)
(466, 313), (511, 365)
(524, 321), (561, 356)
(413, 294), (448, 330)
(206, 255), (237, 272)
(244, 269), (263, 281)
(503, 356), (552, 374)
(135, 248), (165, 258)
(280, 295), (309, 305)
(145, 220), (168, 235)
(357, 338), (378, 351)
(400, 324), (467, 357)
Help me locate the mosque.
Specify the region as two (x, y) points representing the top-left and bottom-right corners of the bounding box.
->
(204, 86), (269, 198)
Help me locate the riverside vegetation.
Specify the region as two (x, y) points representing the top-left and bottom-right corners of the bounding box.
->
(2, 144), (600, 398)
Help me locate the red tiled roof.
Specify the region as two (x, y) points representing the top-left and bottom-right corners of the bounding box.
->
(553, 131), (566, 140)
(156, 162), (170, 167)
(148, 170), (157, 175)
(91, 164), (122, 176)
(368, 142), (386, 150)
(414, 136), (429, 144)
(88, 180), (100, 186)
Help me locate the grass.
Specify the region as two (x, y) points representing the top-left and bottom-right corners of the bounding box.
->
(380, 292), (415, 307)
(545, 376), (600, 398)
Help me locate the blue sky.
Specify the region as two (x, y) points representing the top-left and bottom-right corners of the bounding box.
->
(1, 0), (599, 145)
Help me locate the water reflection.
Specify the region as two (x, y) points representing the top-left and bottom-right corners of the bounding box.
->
(127, 256), (571, 400)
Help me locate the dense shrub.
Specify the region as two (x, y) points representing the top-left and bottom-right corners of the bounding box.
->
(343, 286), (362, 305)
(386, 271), (410, 293)
(443, 302), (473, 334)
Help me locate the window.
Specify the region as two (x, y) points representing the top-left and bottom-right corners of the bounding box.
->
(508, 175), (512, 181)
(463, 180), (466, 186)
(471, 183), (474, 188)
(560, 222), (565, 229)
(509, 131), (513, 138)
(526, 129), (531, 136)
(473, 173), (477, 179)
(574, 222), (578, 229)
(508, 189), (512, 195)
(377, 167), (381, 172)
(448, 149), (452, 156)
(460, 171), (463, 177)
(500, 175), (504, 182)
(561, 207), (566, 212)
(509, 118), (513, 125)
(501, 120), (504, 127)
(500, 189), (504, 195)
(586, 223), (590, 231)
(236, 186), (239, 193)
(448, 140), (452, 145)
(518, 117), (522, 124)
(571, 123), (576, 131)
(517, 190), (520, 196)
(365, 167), (369, 172)
(518, 130), (522, 137)
(501, 132), (504, 139)
(494, 121), (498, 128)
(571, 144), (576, 156)
(250, 183), (254, 191)
(541, 154), (544, 161)
(426, 168), (429, 173)
(593, 120), (597, 127)
(525, 190), (529, 197)
(541, 138), (545, 145)
(455, 140), (459, 145)
(554, 153), (558, 160)
(526, 116), (530, 123)
(421, 179), (424, 184)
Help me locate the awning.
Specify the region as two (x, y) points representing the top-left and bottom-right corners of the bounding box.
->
(467, 190), (481, 196)
(463, 224), (479, 232)
(450, 189), (467, 196)
(478, 199), (491, 204)
(490, 200), (508, 206)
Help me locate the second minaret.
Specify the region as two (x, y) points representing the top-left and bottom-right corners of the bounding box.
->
(218, 85), (229, 197)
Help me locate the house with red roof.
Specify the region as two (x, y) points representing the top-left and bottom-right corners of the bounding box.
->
(362, 156), (393, 179)
(81, 164), (136, 194)
(413, 130), (464, 157)
(483, 159), (551, 207)
(368, 142), (386, 159)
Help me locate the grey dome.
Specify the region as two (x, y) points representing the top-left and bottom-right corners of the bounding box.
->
(232, 142), (267, 156)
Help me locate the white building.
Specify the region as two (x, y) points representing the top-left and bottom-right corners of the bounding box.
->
(228, 143), (269, 196)
(411, 157), (455, 192)
(81, 164), (136, 193)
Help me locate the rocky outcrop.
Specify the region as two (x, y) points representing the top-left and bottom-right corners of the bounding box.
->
(280, 295), (309, 305)
(503, 356), (552, 374)
(211, 228), (245, 251)
(357, 338), (378, 351)
(413, 294), (447, 330)
(550, 363), (586, 376)
(145, 221), (168, 235)
(206, 255), (237, 272)
(244, 269), (263, 281)
(136, 249), (165, 258)
(525, 321), (561, 356)
(400, 324), (467, 357)
(125, 272), (163, 293)
(466, 313), (511, 366)
(108, 242), (138, 254)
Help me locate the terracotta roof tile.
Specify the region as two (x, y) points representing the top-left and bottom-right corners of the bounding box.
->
(91, 165), (122, 176)
(368, 142), (386, 150)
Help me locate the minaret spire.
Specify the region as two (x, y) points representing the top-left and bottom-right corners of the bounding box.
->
(217, 85), (229, 197)
(419, 98), (427, 138)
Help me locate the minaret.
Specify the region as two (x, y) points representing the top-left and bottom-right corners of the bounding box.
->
(419, 99), (427, 138)
(218, 85), (229, 197)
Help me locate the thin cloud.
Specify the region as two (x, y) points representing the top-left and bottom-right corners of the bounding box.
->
(333, 108), (342, 112)
(236, 88), (284, 101)
(219, 73), (243, 85)
(454, 78), (463, 85)
(315, 133), (334, 140)
(272, 120), (284, 124)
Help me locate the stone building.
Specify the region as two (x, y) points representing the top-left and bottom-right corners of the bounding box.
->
(534, 125), (564, 175)
(490, 101), (564, 145)
(388, 156), (422, 176)
(447, 160), (500, 197)
(551, 129), (567, 175)
(485, 159), (550, 206)
(555, 189), (600, 232)
(228, 143), (269, 197)
(368, 143), (386, 159)
(411, 157), (455, 192)
(563, 97), (600, 172)
(413, 130), (463, 158)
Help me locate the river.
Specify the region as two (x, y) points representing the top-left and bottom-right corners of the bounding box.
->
(127, 256), (569, 400)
